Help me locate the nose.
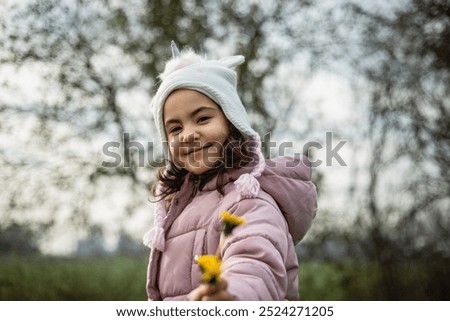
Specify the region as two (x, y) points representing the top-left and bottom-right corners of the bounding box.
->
(179, 126), (199, 143)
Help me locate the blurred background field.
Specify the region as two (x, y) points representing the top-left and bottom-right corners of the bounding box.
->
(1, 254), (449, 300)
(1, 0), (449, 300)
(0, 255), (148, 300)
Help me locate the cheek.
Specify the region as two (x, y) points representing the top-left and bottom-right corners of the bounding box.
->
(167, 138), (179, 158)
(215, 120), (230, 143)
(218, 127), (230, 144)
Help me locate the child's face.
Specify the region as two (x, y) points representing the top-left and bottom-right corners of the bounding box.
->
(163, 89), (230, 175)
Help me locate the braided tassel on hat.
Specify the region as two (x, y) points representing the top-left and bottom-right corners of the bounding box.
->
(234, 134), (266, 201)
(143, 183), (166, 251)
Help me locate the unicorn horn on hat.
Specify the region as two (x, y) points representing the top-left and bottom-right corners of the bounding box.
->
(171, 40), (180, 58)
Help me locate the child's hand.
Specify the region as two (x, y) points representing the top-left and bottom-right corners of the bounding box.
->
(188, 279), (231, 301)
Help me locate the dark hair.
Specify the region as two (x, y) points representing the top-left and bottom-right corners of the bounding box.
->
(151, 123), (255, 201)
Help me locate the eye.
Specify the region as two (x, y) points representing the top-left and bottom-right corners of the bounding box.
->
(168, 126), (181, 134)
(197, 116), (211, 123)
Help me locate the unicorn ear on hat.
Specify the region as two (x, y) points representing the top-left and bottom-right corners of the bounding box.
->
(219, 55), (245, 68)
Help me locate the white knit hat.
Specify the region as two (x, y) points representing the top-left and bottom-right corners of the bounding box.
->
(143, 41), (266, 251)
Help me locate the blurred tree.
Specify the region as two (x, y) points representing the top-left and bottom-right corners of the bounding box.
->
(116, 229), (147, 256)
(0, 223), (40, 255)
(75, 224), (107, 257)
(0, 0), (150, 245)
(344, 0), (450, 298)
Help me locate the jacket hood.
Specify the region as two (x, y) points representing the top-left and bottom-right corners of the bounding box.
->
(258, 156), (317, 244)
(198, 155), (317, 244)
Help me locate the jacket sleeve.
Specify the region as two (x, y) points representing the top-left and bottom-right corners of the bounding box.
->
(220, 196), (297, 300)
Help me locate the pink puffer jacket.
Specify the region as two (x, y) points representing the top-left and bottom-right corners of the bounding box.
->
(146, 156), (317, 300)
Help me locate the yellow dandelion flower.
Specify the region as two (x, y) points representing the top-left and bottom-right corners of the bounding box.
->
(196, 255), (222, 285)
(221, 210), (245, 236)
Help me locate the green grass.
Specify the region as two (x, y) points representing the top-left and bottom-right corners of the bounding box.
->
(0, 254), (148, 300)
(299, 260), (450, 300)
(0, 254), (448, 300)
(299, 261), (381, 300)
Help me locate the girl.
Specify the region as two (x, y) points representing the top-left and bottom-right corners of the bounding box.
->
(143, 42), (317, 300)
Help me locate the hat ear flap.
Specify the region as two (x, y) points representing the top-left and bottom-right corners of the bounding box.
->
(219, 55), (245, 68)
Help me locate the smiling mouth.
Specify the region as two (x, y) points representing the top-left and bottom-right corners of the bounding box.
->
(186, 143), (213, 155)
